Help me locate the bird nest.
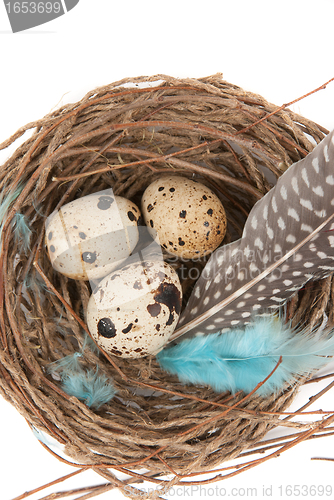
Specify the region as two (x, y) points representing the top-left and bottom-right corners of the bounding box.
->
(0, 74), (333, 499)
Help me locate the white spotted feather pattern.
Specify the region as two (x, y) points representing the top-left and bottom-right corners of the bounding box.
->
(170, 129), (334, 342)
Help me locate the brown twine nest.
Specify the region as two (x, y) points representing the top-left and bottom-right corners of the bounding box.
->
(0, 74), (333, 498)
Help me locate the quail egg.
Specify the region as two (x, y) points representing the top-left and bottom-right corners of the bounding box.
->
(45, 189), (141, 280)
(141, 176), (227, 259)
(86, 259), (182, 358)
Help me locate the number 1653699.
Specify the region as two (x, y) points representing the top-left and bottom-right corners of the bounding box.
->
(278, 485), (332, 496)
(5, 2), (62, 14)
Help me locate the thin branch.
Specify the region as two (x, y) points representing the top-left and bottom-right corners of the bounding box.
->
(235, 77), (334, 135)
(11, 469), (85, 500)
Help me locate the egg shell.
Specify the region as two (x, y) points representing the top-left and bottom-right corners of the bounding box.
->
(86, 259), (182, 358)
(141, 176), (227, 259)
(45, 189), (141, 280)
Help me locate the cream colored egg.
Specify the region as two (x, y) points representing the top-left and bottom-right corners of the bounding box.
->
(45, 189), (141, 280)
(141, 176), (227, 259)
(86, 259), (182, 358)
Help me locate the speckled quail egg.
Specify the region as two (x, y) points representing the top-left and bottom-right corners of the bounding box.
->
(45, 189), (141, 280)
(86, 259), (182, 358)
(141, 176), (227, 259)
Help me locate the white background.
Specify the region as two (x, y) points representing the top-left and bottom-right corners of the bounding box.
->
(1, 1), (334, 499)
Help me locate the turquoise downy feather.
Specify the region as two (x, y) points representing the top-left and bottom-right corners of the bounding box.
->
(47, 352), (83, 374)
(12, 212), (32, 254)
(23, 269), (54, 299)
(47, 342), (117, 409)
(0, 184), (24, 245)
(157, 315), (334, 396)
(61, 369), (117, 409)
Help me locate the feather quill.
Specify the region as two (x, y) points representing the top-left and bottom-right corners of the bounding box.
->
(157, 315), (334, 396)
(171, 129), (334, 341)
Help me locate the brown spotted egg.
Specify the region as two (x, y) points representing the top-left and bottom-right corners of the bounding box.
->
(45, 189), (141, 280)
(86, 259), (182, 358)
(141, 176), (227, 258)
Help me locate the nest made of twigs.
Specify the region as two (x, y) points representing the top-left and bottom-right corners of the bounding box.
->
(0, 74), (332, 497)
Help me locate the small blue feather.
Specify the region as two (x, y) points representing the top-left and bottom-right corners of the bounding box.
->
(81, 332), (101, 355)
(0, 184), (24, 244)
(157, 316), (334, 396)
(61, 369), (117, 409)
(12, 212), (32, 254)
(47, 346), (116, 409)
(47, 352), (83, 374)
(23, 270), (53, 298)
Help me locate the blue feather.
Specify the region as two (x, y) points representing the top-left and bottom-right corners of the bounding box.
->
(23, 270), (53, 299)
(11, 212), (32, 254)
(47, 352), (83, 374)
(0, 184), (24, 244)
(61, 369), (117, 409)
(157, 315), (334, 396)
(47, 342), (116, 409)
(81, 332), (101, 355)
